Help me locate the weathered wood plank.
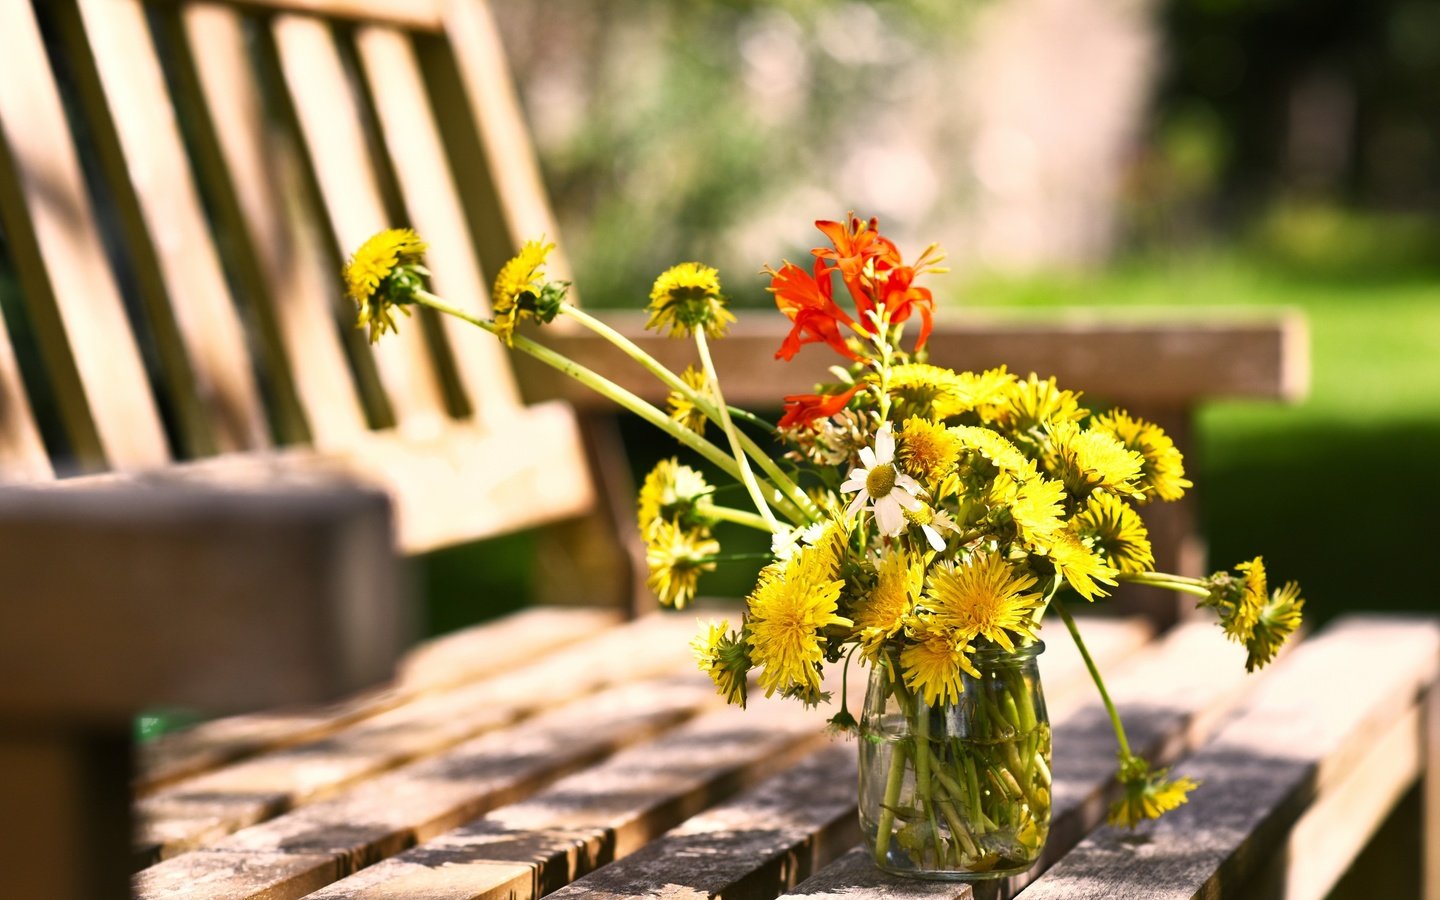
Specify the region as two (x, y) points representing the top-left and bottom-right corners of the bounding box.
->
(1235, 703), (1422, 900)
(166, 1), (369, 448)
(137, 607), (619, 794)
(61, 0), (271, 457)
(135, 613), (698, 860)
(0, 0), (168, 471)
(287, 617), (1151, 900)
(302, 682), (853, 900)
(0, 482), (401, 719)
(547, 742), (863, 900)
(134, 675), (717, 899)
(62, 402), (594, 554)
(1018, 616), (1440, 900)
(527, 311), (1308, 410)
(353, 24), (523, 425)
(781, 618), (1284, 899)
(269, 12), (449, 431)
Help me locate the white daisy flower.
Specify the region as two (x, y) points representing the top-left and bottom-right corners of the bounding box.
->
(907, 503), (963, 552)
(770, 521), (830, 560)
(841, 422), (926, 537)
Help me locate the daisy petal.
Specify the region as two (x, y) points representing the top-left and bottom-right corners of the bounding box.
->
(845, 490), (868, 520)
(859, 446), (877, 469)
(876, 423), (895, 464)
(922, 524), (945, 552)
(894, 491), (924, 513)
(874, 495), (903, 536)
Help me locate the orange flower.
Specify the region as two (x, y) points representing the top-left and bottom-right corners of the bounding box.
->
(768, 260), (859, 362)
(876, 264), (936, 350)
(778, 384), (864, 429)
(812, 214), (900, 320)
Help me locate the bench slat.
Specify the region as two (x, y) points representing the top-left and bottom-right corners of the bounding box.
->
(219, 0), (445, 30)
(167, 2), (369, 447)
(0, 0), (169, 471)
(137, 607), (619, 794)
(0, 309), (51, 481)
(292, 617), (1151, 900)
(354, 24), (523, 425)
(531, 312), (1309, 410)
(134, 675), (716, 899)
(270, 13), (449, 431)
(1018, 616), (1440, 900)
(136, 613), (698, 860)
(62, 0), (271, 457)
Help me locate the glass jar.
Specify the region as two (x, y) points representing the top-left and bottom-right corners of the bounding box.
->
(858, 641), (1051, 880)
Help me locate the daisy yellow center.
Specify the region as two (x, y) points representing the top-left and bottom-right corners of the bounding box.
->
(866, 463), (896, 498)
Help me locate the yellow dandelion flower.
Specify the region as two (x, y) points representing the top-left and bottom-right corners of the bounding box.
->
(667, 366), (711, 434)
(645, 520), (718, 609)
(1071, 492), (1154, 574)
(646, 262), (735, 339)
(898, 416), (963, 486)
(1246, 580), (1304, 672)
(1047, 422), (1145, 499)
(746, 542), (850, 704)
(1003, 374), (1089, 433)
(1090, 410), (1192, 503)
(691, 619), (751, 707)
(900, 623), (978, 706)
(1009, 476), (1068, 548)
(636, 458), (713, 537)
(1229, 557), (1268, 642)
(1039, 528), (1119, 601)
(344, 228), (427, 343)
(1108, 755), (1200, 828)
(951, 425), (1039, 482)
(955, 366), (1018, 424)
(491, 239), (554, 346)
(855, 550), (923, 660)
(925, 553), (1044, 651)
(885, 364), (970, 420)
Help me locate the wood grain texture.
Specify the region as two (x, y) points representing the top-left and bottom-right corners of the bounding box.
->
(296, 617), (1151, 900)
(133, 675), (716, 899)
(135, 614), (699, 860)
(137, 608), (618, 794)
(353, 24), (522, 424)
(167, 1), (368, 447)
(0, 0), (168, 471)
(1019, 615), (1440, 900)
(0, 481), (402, 718)
(781, 619), (1282, 899)
(269, 12), (448, 431)
(1235, 703), (1423, 900)
(62, 0), (270, 457)
(292, 684), (840, 899)
(526, 311), (1308, 410)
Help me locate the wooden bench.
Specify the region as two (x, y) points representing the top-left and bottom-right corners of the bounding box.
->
(121, 609), (1439, 900)
(7, 0), (1413, 899)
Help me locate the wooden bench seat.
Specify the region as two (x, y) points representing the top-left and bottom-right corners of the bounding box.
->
(124, 609), (1439, 899)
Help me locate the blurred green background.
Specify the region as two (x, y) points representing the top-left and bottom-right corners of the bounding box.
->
(426, 0), (1440, 632)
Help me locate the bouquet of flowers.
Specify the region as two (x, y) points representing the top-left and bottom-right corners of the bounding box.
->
(345, 215), (1303, 879)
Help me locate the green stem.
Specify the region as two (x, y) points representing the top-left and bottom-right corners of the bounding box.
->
(559, 304), (817, 522)
(696, 329), (778, 529)
(1055, 598), (1132, 759)
(874, 740), (908, 865)
(697, 502), (774, 532)
(1119, 571), (1212, 598)
(413, 291), (751, 490)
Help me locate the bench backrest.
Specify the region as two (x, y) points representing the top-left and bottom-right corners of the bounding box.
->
(0, 0), (589, 551)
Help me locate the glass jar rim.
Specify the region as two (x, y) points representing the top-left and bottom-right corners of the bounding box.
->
(968, 639), (1045, 663)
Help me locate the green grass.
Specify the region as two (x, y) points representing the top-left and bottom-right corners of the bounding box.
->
(966, 253), (1440, 626)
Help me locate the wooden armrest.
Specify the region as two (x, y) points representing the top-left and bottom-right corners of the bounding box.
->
(0, 479), (407, 719)
(526, 309), (1310, 409)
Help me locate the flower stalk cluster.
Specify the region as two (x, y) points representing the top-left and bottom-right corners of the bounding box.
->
(343, 215), (1305, 848)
